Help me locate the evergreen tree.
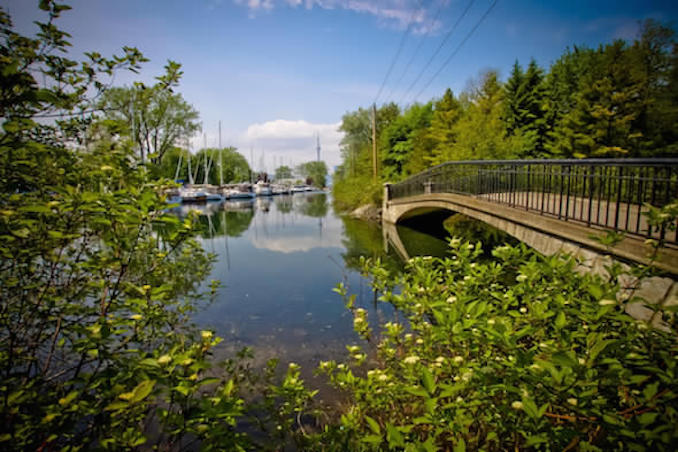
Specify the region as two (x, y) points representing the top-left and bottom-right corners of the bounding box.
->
(427, 88), (463, 165)
(504, 59), (547, 157)
(449, 71), (513, 161)
(503, 61), (525, 137)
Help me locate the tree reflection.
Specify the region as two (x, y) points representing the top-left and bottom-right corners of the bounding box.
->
(296, 193), (328, 218)
(193, 207), (254, 238)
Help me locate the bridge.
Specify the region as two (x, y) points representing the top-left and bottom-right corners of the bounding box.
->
(382, 159), (678, 276)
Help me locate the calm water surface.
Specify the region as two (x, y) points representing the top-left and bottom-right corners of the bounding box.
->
(171, 193), (449, 387)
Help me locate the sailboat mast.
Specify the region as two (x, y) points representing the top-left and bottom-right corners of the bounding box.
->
(219, 121), (223, 186)
(203, 133), (208, 185)
(187, 141), (194, 185)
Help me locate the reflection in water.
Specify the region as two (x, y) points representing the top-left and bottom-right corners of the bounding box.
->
(172, 193), (500, 399)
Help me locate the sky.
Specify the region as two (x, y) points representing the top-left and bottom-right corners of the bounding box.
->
(6, 0), (678, 171)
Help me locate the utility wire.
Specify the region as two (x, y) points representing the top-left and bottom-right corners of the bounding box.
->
(398, 0), (476, 105)
(412, 0), (498, 103)
(384, 0), (445, 103)
(373, 1), (423, 105)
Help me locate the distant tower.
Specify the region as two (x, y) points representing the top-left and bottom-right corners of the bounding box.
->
(316, 133), (321, 162)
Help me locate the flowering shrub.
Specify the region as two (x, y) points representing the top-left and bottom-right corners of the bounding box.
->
(319, 239), (678, 450)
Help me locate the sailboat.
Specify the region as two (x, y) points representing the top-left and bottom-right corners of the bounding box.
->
(180, 144), (208, 203)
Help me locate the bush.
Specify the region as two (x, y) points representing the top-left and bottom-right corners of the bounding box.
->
(319, 240), (678, 450)
(332, 175), (383, 212)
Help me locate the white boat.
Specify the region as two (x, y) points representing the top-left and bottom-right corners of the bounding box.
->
(255, 181), (272, 196)
(291, 185), (307, 193)
(180, 187), (208, 203)
(226, 183), (256, 199)
(271, 184), (289, 195)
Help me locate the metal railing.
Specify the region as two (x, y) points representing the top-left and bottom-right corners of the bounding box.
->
(387, 159), (678, 244)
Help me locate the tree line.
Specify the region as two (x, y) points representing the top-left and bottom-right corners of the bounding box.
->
(333, 20), (678, 210)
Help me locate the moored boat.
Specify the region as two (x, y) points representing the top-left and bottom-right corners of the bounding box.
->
(255, 181), (273, 196)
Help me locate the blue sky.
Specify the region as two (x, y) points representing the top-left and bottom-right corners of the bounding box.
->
(7, 0), (678, 169)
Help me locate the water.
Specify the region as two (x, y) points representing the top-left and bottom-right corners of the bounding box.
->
(169, 193), (452, 391)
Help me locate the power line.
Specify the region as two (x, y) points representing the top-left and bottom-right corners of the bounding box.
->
(383, 0), (446, 103)
(372, 1), (423, 105)
(398, 0), (476, 105)
(411, 0), (498, 103)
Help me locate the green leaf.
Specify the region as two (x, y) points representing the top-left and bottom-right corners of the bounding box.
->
(361, 434), (382, 445)
(11, 228), (30, 238)
(637, 412), (658, 426)
(120, 380), (155, 404)
(522, 397), (540, 419)
(555, 311), (566, 329)
(405, 386), (429, 398)
(386, 423), (405, 448)
(590, 339), (615, 363)
(421, 368), (436, 394)
(58, 390), (78, 407)
(365, 415), (381, 434)
(453, 437), (466, 452)
(104, 401), (129, 412)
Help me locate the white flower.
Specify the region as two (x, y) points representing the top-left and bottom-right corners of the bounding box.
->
(463, 276), (471, 281)
(567, 398), (578, 406)
(355, 308), (367, 315)
(416, 338), (424, 344)
(511, 401), (523, 410)
(453, 356), (464, 365)
(598, 299), (616, 306)
(378, 374), (389, 381)
(403, 356), (420, 365)
(488, 319), (496, 325)
(435, 356), (445, 364)
(578, 358), (585, 365)
(516, 274), (528, 282)
(446, 296), (457, 304)
(519, 307), (527, 314)
(467, 243), (474, 250)
(201, 330), (213, 340)
(158, 355), (172, 365)
(347, 345), (361, 354)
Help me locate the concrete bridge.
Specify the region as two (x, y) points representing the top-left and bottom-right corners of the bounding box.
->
(382, 159), (678, 327)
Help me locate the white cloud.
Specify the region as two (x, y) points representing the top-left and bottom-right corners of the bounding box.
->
(237, 119), (344, 171)
(185, 119), (344, 172)
(234, 0), (442, 34)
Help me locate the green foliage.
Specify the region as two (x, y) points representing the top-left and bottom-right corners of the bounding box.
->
(296, 160), (328, 188)
(332, 174), (383, 212)
(426, 88), (463, 166)
(504, 59), (548, 158)
(334, 20), (678, 211)
(275, 164), (293, 180)
(319, 241), (678, 450)
(380, 102), (434, 180)
(99, 64), (201, 164)
(0, 3), (313, 450)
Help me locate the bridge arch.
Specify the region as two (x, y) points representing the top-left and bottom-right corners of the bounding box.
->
(382, 191), (678, 276)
